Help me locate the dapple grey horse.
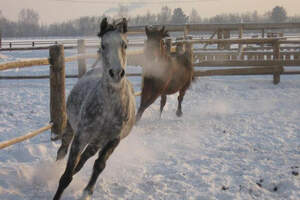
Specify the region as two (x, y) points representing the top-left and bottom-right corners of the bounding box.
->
(53, 18), (136, 200)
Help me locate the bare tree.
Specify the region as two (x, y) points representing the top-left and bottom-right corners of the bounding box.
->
(157, 6), (172, 24)
(171, 8), (189, 24)
(271, 6), (287, 22)
(189, 9), (201, 24)
(18, 9), (40, 36)
(118, 4), (129, 18)
(18, 8), (39, 25)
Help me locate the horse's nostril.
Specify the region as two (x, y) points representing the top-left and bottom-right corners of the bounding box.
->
(120, 69), (125, 78)
(109, 69), (114, 78)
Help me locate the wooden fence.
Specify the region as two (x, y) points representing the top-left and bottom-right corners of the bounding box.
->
(171, 37), (300, 84)
(1, 34), (300, 149)
(1, 22), (300, 51)
(0, 39), (144, 51)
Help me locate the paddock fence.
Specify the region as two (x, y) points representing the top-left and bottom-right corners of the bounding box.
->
(1, 22), (300, 51)
(1, 22), (300, 149)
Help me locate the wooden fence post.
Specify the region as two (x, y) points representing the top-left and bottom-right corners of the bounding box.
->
(272, 41), (281, 84)
(185, 40), (193, 66)
(239, 25), (243, 50)
(217, 29), (224, 49)
(184, 25), (190, 38)
(176, 43), (184, 55)
(224, 29), (230, 49)
(166, 38), (172, 54)
(77, 39), (87, 78)
(0, 31), (2, 48)
(49, 44), (67, 140)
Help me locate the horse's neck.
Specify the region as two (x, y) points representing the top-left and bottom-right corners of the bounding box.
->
(159, 50), (172, 65)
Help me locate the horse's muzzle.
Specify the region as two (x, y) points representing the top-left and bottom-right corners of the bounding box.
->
(109, 68), (125, 82)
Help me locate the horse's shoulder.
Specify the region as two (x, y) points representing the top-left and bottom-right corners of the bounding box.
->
(78, 84), (106, 126)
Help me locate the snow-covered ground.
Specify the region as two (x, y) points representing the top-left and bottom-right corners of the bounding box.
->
(0, 48), (299, 200)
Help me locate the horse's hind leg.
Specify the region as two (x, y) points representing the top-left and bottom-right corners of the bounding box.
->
(136, 94), (158, 122)
(176, 90), (186, 117)
(56, 120), (74, 161)
(53, 135), (86, 200)
(80, 138), (120, 199)
(160, 95), (167, 118)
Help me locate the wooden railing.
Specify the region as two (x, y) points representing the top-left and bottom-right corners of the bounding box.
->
(2, 22), (300, 51)
(1, 36), (300, 149)
(169, 37), (300, 84)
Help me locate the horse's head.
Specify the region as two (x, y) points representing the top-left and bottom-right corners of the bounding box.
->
(145, 26), (169, 60)
(98, 17), (128, 83)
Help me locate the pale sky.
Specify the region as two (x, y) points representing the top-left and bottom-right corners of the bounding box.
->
(0, 0), (299, 24)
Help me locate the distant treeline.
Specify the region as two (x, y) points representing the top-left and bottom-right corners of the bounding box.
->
(0, 6), (299, 37)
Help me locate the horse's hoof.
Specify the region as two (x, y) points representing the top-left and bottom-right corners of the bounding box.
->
(56, 147), (67, 161)
(78, 190), (92, 200)
(51, 132), (61, 141)
(135, 114), (142, 124)
(176, 111), (183, 117)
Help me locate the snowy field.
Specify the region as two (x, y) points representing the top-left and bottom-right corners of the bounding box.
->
(0, 47), (299, 200)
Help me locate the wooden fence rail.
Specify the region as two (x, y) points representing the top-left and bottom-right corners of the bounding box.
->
(0, 123), (53, 150)
(0, 50), (143, 71)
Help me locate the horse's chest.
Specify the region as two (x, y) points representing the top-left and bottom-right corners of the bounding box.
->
(103, 92), (130, 125)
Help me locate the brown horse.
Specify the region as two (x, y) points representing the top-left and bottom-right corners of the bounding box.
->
(136, 26), (194, 122)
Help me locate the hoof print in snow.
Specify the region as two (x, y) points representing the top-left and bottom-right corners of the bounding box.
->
(273, 186), (278, 192)
(292, 171), (299, 176)
(221, 186), (229, 191)
(223, 130), (226, 133)
(256, 178), (263, 187)
(256, 182), (262, 187)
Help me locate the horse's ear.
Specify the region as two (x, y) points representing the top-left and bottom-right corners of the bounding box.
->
(161, 26), (165, 34)
(145, 26), (150, 37)
(164, 30), (170, 37)
(121, 18), (128, 33)
(98, 17), (108, 37)
(115, 18), (127, 34)
(161, 26), (169, 37)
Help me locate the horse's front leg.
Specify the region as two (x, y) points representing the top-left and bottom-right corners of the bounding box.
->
(160, 95), (167, 118)
(176, 90), (185, 117)
(53, 135), (85, 200)
(80, 138), (120, 200)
